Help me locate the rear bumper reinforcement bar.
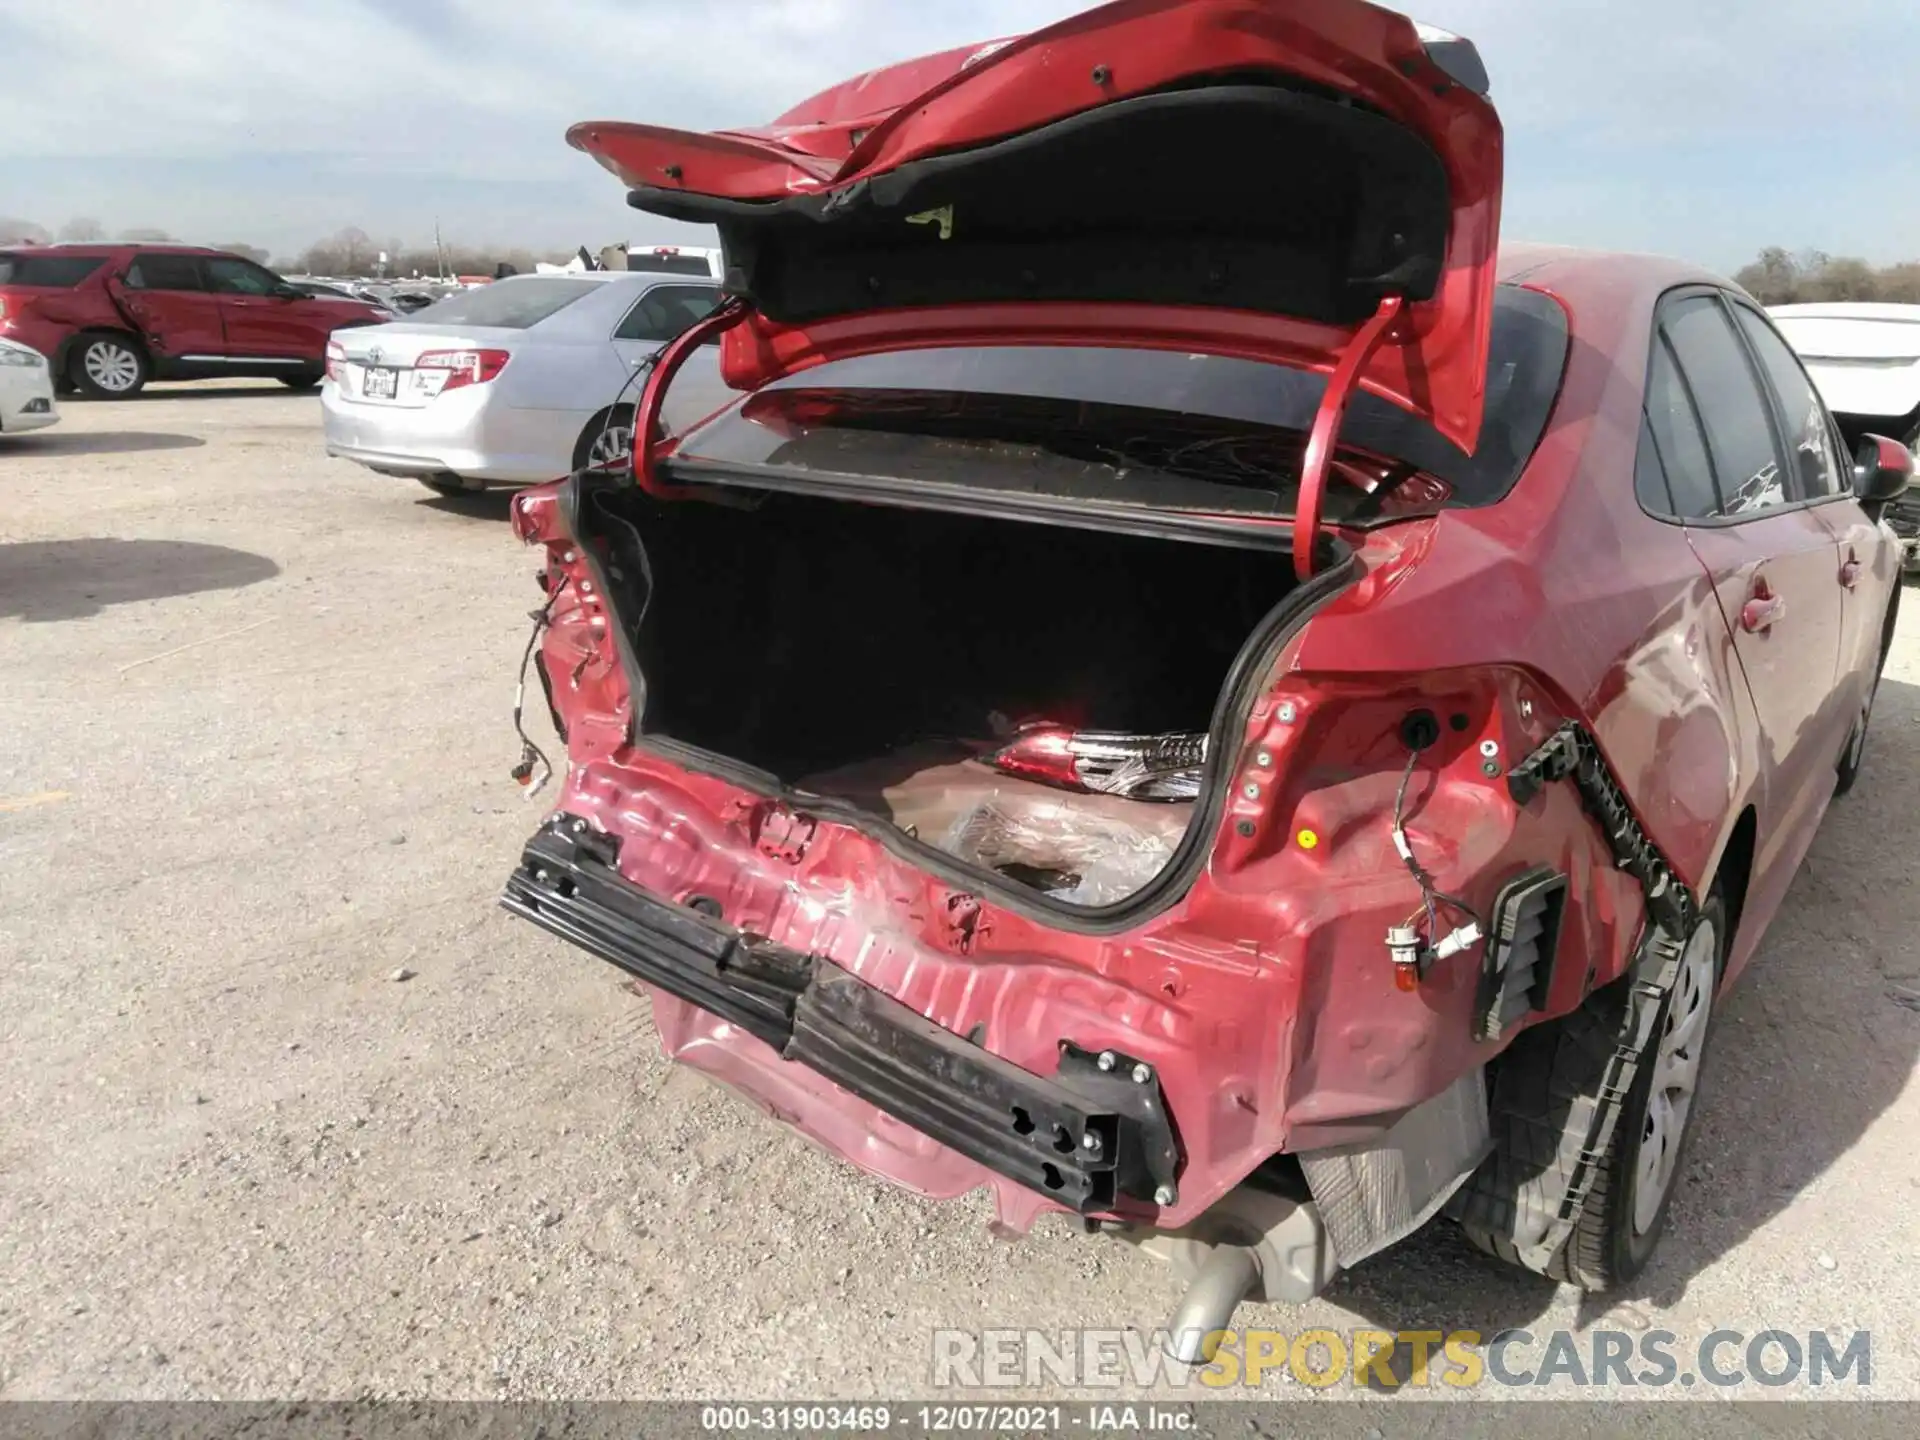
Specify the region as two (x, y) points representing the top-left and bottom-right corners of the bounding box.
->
(501, 815), (1180, 1214)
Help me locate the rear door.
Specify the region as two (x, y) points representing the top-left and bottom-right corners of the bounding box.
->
(111, 253), (226, 359)
(203, 256), (323, 364)
(611, 281), (728, 433)
(1727, 300), (1893, 715)
(1641, 290), (1848, 889)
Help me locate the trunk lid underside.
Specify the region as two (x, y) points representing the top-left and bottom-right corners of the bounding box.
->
(567, 0), (1503, 456)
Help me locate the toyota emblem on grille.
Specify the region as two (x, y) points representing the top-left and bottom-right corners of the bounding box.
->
(367, 346), (383, 365)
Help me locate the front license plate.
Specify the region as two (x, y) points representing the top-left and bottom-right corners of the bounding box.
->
(362, 366), (398, 400)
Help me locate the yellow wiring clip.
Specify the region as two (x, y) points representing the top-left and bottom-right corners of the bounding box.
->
(1297, 829), (1320, 851)
(906, 205), (955, 240)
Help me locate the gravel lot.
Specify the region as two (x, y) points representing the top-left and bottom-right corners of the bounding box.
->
(2, 384), (1918, 1404)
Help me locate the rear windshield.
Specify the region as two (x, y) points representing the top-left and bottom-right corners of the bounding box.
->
(0, 253), (106, 287)
(405, 277), (599, 329)
(670, 286), (1570, 520)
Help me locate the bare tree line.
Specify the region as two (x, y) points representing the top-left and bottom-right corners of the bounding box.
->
(1732, 248), (1920, 307)
(0, 217), (577, 280)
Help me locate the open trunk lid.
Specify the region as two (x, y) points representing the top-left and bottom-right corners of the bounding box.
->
(568, 0), (1503, 470)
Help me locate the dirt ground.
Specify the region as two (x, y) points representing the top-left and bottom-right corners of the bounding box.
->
(2, 384), (1918, 1404)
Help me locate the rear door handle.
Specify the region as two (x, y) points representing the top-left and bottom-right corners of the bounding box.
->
(1841, 551), (1863, 589)
(1741, 588), (1786, 634)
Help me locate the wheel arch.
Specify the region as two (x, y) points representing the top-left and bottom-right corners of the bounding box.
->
(572, 401), (637, 473)
(56, 325), (148, 377)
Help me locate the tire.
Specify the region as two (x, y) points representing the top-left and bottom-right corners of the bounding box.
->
(1555, 892), (1723, 1287)
(1458, 892), (1725, 1290)
(68, 333), (149, 399)
(280, 372), (324, 391)
(1835, 599), (1896, 797)
(572, 405), (636, 474)
(1834, 682), (1876, 798)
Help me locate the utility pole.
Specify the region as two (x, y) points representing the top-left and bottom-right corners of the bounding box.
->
(434, 219), (445, 280)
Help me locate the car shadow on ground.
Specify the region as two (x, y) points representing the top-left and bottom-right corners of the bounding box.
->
(418, 490), (518, 521)
(77, 383), (316, 403)
(1281, 676), (1920, 1371)
(0, 539), (280, 622)
(1, 431), (205, 457)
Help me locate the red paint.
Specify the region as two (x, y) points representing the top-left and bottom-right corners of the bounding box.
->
(0, 243), (386, 379)
(632, 299), (748, 500)
(568, 0), (1503, 456)
(509, 237), (1897, 1234)
(1293, 294), (1405, 581)
(503, 11), (1897, 1238)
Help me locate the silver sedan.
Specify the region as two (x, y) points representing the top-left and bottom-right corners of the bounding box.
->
(321, 270), (732, 492)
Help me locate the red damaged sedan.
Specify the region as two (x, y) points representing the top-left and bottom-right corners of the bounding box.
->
(498, 0), (1911, 1342)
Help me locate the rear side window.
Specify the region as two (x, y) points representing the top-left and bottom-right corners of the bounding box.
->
(204, 257), (284, 296)
(1641, 336), (1722, 519)
(1732, 305), (1847, 498)
(614, 284), (721, 342)
(124, 254), (205, 291)
(1661, 297), (1786, 517)
(0, 253), (106, 286)
(406, 278), (599, 329)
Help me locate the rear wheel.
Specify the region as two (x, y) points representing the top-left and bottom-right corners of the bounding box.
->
(1559, 895), (1722, 1287)
(572, 404), (636, 474)
(1458, 892), (1725, 1290)
(280, 372), (324, 391)
(1835, 600), (1896, 797)
(69, 334), (149, 399)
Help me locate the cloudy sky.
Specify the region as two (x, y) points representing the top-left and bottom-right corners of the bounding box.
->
(1, 0), (1912, 271)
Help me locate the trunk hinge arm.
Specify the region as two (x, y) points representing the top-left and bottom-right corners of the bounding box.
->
(1292, 294), (1405, 583)
(632, 296), (750, 501)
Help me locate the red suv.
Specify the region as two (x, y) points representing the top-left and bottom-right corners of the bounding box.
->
(0, 244), (389, 398)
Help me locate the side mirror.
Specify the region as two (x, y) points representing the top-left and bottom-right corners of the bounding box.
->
(271, 283), (304, 300)
(1853, 434), (1914, 515)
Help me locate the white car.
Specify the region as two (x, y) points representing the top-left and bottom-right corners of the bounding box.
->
(321, 270), (731, 492)
(0, 335), (58, 435)
(1770, 302), (1920, 566)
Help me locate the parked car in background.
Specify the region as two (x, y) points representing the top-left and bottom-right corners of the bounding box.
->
(1771, 302), (1920, 570)
(285, 278), (362, 301)
(620, 245), (722, 277)
(503, 0), (1913, 1347)
(321, 270), (727, 492)
(381, 290), (442, 315)
(0, 244), (391, 398)
(0, 335), (58, 434)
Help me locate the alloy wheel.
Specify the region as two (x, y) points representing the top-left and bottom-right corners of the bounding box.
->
(1631, 917), (1716, 1236)
(587, 423), (634, 467)
(83, 340), (142, 394)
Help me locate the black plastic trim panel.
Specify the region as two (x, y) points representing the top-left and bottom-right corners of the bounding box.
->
(501, 817), (1181, 1213)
